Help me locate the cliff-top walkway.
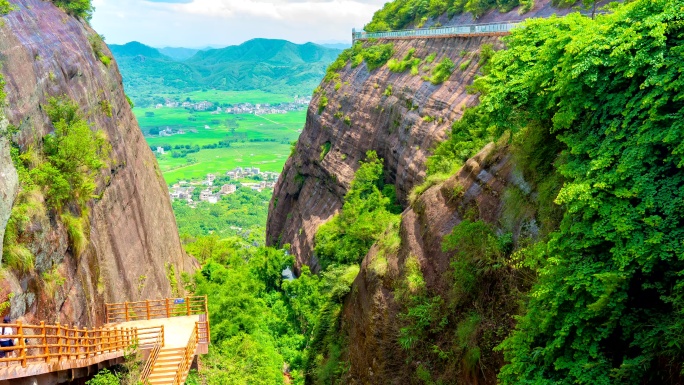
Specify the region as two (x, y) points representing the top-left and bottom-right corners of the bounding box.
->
(352, 21), (520, 42)
(0, 296), (209, 385)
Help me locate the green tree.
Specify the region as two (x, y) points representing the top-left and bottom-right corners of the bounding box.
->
(314, 151), (401, 268)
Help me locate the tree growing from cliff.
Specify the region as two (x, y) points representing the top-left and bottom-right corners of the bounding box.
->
(315, 151), (401, 269)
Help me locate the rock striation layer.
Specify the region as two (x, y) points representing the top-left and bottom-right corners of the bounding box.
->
(267, 35), (500, 269)
(0, 0), (193, 326)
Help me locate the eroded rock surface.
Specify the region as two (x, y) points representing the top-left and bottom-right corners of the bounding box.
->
(0, 0), (193, 326)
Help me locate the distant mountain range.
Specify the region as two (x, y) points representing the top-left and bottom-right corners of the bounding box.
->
(109, 39), (342, 106)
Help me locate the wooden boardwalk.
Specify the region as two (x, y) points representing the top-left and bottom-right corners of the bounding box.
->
(0, 296), (210, 385)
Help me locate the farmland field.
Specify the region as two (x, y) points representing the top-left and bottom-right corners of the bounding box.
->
(134, 90), (307, 185)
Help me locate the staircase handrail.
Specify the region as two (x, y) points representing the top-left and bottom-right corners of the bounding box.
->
(172, 322), (200, 385)
(139, 325), (165, 384)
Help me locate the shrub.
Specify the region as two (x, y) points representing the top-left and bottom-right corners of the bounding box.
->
(99, 99), (112, 117)
(320, 142), (331, 160)
(478, 43), (495, 71)
(87, 34), (111, 66)
(362, 43), (395, 70)
(0, 0), (14, 15)
(86, 369), (118, 385)
(42, 266), (66, 298)
(314, 151), (401, 268)
(387, 48), (421, 73)
(429, 57), (455, 84)
(459, 59), (471, 71)
(61, 213), (88, 256)
(383, 84), (393, 96)
(317, 95), (328, 114)
(51, 0), (94, 20)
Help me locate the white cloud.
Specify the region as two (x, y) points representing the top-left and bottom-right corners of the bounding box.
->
(91, 0), (383, 47)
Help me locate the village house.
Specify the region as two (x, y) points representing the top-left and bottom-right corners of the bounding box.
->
(207, 174), (216, 184)
(220, 184), (237, 195)
(199, 189), (212, 202)
(156, 147), (165, 155)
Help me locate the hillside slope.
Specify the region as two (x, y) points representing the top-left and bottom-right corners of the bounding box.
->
(0, 0), (193, 326)
(110, 39), (342, 105)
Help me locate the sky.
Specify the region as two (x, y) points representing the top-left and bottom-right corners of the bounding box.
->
(91, 0), (386, 48)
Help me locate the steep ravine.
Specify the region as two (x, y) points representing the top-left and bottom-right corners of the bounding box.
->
(0, 0), (193, 326)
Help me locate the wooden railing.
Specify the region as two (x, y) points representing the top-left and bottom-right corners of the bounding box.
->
(172, 322), (201, 385)
(105, 296), (208, 324)
(139, 326), (164, 383)
(0, 321), (162, 368)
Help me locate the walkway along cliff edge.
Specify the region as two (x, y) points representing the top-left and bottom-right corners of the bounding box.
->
(0, 296), (210, 385)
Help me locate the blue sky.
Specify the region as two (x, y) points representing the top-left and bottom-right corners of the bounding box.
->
(91, 0), (385, 48)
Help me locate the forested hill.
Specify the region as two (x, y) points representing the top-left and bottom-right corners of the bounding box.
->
(109, 39), (342, 106)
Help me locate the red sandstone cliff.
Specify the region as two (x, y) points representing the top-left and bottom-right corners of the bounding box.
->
(0, 0), (194, 327)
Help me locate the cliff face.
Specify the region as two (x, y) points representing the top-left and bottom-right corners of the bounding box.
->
(0, 0), (192, 326)
(266, 0), (581, 269)
(267, 36), (495, 269)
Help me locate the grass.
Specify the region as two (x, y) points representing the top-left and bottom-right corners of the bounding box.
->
(166, 90), (294, 105)
(135, 91), (307, 185)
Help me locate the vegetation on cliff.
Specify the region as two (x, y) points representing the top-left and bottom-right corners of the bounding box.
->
(51, 0), (94, 20)
(407, 0), (684, 382)
(315, 151), (402, 269)
(364, 0), (522, 31)
(479, 1), (684, 382)
(3, 96), (110, 271)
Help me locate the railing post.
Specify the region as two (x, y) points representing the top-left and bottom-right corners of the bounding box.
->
(166, 298), (170, 318)
(55, 323), (62, 361)
(186, 296), (190, 316)
(161, 325), (165, 348)
(41, 321), (49, 363)
(16, 321), (26, 367)
(146, 300), (151, 320)
(83, 327), (89, 358)
(124, 301), (129, 322)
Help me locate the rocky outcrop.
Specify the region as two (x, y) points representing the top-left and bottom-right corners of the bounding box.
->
(0, 0), (193, 326)
(0, 125), (18, 260)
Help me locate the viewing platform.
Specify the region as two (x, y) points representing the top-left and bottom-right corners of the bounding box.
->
(0, 296), (210, 385)
(352, 21), (520, 42)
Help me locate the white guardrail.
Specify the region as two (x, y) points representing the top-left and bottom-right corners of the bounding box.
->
(352, 21), (520, 41)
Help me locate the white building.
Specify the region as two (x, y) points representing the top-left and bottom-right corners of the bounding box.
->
(156, 147), (165, 155)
